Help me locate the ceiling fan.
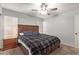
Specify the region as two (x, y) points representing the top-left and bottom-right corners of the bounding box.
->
(32, 3), (58, 15)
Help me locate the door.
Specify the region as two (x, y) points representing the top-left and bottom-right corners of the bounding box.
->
(75, 15), (79, 48)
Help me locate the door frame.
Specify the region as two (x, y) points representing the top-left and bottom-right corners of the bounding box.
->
(75, 15), (79, 49)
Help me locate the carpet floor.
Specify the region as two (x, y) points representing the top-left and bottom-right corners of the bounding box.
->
(0, 44), (79, 55)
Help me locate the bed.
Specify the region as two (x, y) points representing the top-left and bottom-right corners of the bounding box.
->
(17, 25), (60, 55)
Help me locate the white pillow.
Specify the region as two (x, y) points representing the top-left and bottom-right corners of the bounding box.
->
(20, 33), (24, 36)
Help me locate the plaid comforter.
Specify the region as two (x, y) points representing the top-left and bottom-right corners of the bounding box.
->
(18, 34), (60, 55)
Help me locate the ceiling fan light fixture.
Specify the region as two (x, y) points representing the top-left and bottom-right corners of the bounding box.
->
(32, 3), (58, 15)
(39, 3), (48, 15)
(40, 10), (47, 15)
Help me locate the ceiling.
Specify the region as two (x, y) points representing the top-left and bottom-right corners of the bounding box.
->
(1, 3), (79, 18)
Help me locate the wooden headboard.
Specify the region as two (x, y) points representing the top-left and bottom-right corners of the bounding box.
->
(18, 24), (39, 34)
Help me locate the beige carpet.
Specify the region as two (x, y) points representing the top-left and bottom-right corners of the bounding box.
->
(0, 44), (79, 55)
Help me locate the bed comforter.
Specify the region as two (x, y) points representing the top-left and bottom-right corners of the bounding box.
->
(17, 34), (60, 55)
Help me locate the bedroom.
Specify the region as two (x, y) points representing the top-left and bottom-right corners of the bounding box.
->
(0, 3), (79, 55)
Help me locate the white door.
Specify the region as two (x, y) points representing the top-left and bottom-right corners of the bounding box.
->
(4, 16), (18, 39)
(75, 15), (79, 48)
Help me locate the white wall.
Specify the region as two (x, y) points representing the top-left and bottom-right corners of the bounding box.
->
(43, 9), (79, 47)
(3, 8), (43, 33)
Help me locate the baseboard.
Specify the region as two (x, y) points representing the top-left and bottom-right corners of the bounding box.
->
(61, 41), (75, 48)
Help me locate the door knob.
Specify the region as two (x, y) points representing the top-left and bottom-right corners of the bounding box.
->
(75, 33), (77, 35)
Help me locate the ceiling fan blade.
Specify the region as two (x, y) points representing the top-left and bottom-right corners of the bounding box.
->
(32, 9), (38, 11)
(50, 8), (57, 11)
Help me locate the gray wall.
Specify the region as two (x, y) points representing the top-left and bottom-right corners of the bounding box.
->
(3, 8), (43, 33)
(18, 17), (43, 33)
(43, 9), (79, 47)
(0, 7), (3, 48)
